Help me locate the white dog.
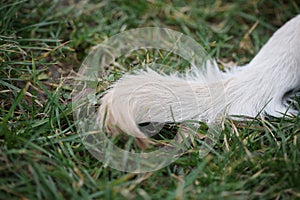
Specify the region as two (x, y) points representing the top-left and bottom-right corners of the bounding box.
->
(97, 15), (300, 147)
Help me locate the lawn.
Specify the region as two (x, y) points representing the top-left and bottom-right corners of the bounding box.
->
(0, 0), (300, 199)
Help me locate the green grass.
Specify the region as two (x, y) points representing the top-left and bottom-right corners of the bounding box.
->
(1, 0), (300, 199)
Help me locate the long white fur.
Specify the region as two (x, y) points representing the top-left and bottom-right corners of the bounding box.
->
(97, 15), (300, 144)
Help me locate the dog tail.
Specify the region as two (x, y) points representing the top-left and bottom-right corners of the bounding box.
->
(96, 15), (300, 148)
(97, 61), (226, 148)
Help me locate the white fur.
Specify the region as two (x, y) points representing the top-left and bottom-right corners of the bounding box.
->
(97, 15), (300, 144)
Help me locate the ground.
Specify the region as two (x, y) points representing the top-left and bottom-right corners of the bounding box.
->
(0, 0), (300, 199)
